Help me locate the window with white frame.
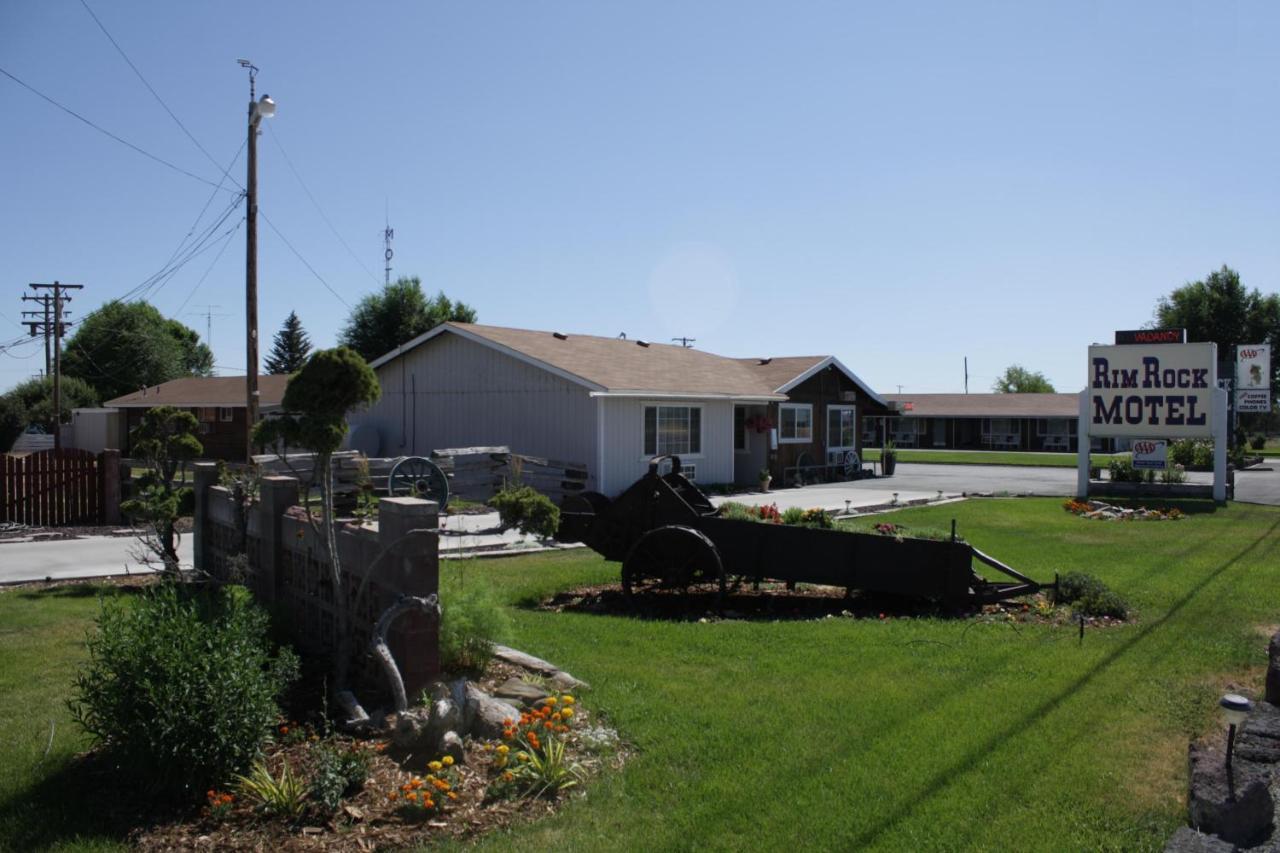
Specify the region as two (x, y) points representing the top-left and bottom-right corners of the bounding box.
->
(827, 405), (857, 450)
(643, 405), (702, 457)
(779, 403), (813, 443)
(218, 407), (235, 422)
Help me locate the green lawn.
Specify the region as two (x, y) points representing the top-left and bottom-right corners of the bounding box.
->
(4, 500), (1279, 851)
(861, 448), (1121, 468)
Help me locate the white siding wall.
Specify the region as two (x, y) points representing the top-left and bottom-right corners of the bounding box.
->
(349, 334), (600, 488)
(598, 398), (735, 494)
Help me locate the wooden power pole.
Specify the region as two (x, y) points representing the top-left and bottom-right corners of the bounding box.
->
(25, 281), (83, 451)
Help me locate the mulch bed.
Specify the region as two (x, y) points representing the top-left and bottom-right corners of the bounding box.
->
(537, 581), (1129, 629)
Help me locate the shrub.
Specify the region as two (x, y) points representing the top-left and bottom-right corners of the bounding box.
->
(717, 501), (756, 522)
(69, 584), (299, 797)
(489, 485), (560, 539)
(1053, 571), (1129, 619)
(1251, 434), (1268, 451)
(1169, 439), (1214, 468)
(1107, 456), (1143, 483)
(440, 581), (512, 672)
(781, 506), (806, 526)
(1160, 464), (1188, 484)
(310, 743), (372, 813)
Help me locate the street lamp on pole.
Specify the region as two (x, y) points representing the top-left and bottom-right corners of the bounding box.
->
(239, 59), (275, 462)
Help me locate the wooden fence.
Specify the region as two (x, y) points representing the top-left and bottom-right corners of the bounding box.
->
(1, 448), (121, 527)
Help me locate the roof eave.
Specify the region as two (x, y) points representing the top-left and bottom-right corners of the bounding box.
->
(774, 356), (889, 407)
(589, 390), (787, 401)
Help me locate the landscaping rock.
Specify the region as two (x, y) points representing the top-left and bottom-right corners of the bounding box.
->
(494, 677), (551, 707)
(391, 707), (432, 751)
(1187, 742), (1274, 846)
(550, 670), (587, 692)
(465, 684), (520, 739)
(440, 730), (465, 765)
(491, 644), (591, 690)
(428, 697), (462, 752)
(1163, 826), (1235, 852)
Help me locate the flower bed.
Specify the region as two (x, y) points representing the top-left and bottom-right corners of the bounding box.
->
(1063, 499), (1184, 521)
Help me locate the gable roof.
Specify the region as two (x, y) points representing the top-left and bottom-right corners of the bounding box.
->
(105, 375), (290, 409)
(736, 355), (888, 407)
(371, 322), (886, 403)
(884, 393), (1079, 418)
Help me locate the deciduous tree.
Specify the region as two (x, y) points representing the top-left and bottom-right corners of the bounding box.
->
(992, 365), (1056, 394)
(338, 276), (476, 363)
(61, 301), (213, 401)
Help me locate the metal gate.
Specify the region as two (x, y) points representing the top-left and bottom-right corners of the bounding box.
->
(1, 448), (103, 526)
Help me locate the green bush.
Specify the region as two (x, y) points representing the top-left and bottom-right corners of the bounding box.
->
(1053, 571), (1129, 619)
(1251, 434), (1268, 451)
(717, 501), (756, 522)
(309, 743), (372, 813)
(440, 581), (512, 672)
(781, 506), (806, 526)
(1168, 439), (1214, 468)
(489, 485), (561, 539)
(1107, 457), (1143, 483)
(69, 584), (299, 797)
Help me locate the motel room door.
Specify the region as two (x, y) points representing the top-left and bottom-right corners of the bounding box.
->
(932, 419), (946, 447)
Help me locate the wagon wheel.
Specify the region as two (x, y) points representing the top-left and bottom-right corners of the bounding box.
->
(387, 456), (450, 510)
(843, 451), (860, 479)
(622, 525), (725, 613)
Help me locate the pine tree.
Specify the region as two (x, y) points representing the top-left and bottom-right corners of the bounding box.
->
(264, 311), (313, 374)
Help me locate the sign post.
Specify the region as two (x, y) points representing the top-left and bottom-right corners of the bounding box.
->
(1079, 341), (1226, 501)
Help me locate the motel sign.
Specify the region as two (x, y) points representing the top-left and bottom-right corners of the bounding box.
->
(1087, 343), (1216, 439)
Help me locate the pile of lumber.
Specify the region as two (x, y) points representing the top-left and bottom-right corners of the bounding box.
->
(429, 446), (589, 504)
(250, 447), (588, 506)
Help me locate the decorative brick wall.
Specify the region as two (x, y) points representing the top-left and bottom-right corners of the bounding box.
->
(192, 463), (440, 701)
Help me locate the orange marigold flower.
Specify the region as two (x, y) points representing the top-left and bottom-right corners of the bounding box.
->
(405, 791), (418, 802)
(279, 726), (289, 735)
(447, 792), (457, 800)
(502, 771), (514, 782)
(424, 798), (435, 809)
(388, 791), (398, 801)
(503, 717), (514, 726)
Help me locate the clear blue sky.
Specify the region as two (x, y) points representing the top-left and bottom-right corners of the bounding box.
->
(3, 1), (1278, 398)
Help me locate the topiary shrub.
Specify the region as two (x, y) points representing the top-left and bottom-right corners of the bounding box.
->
(69, 584), (299, 798)
(1053, 571), (1129, 619)
(489, 485), (560, 539)
(439, 581), (512, 672)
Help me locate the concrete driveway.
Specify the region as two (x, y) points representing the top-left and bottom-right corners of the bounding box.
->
(0, 533), (191, 585)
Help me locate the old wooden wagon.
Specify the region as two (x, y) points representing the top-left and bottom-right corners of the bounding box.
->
(558, 456), (1052, 610)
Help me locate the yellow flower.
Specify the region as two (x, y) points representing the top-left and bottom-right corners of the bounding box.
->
(447, 791), (458, 800)
(544, 696), (557, 706)
(496, 744), (510, 755)
(561, 707), (574, 719)
(428, 760), (443, 772)
(517, 751), (530, 762)
(562, 695), (575, 705)
(442, 755), (454, 767)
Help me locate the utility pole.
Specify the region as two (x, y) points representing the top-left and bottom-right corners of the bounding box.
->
(964, 357), (969, 394)
(239, 59), (275, 462)
(21, 293), (56, 377)
(25, 281), (83, 451)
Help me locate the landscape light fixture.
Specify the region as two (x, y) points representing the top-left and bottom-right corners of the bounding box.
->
(1220, 693), (1251, 779)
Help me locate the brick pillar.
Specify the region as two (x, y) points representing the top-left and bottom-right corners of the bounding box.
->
(377, 497), (440, 697)
(100, 449), (121, 524)
(192, 462), (220, 574)
(257, 476), (300, 603)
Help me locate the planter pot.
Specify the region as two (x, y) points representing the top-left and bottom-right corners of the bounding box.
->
(881, 456), (897, 477)
(759, 478), (772, 493)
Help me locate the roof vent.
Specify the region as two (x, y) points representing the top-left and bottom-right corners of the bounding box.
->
(758, 358), (772, 365)
(552, 332), (568, 340)
(636, 340), (650, 348)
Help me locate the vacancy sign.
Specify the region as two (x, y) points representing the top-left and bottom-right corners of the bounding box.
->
(1088, 343), (1216, 438)
(1237, 345), (1271, 413)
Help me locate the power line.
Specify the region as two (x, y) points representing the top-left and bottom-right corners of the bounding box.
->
(0, 65), (232, 192)
(77, 0), (245, 193)
(175, 223), (242, 315)
(266, 124), (380, 286)
(259, 209), (352, 309)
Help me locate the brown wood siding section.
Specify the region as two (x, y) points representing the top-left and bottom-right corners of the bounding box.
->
(769, 366), (885, 481)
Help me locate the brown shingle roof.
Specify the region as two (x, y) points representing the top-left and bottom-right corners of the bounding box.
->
(105, 375), (290, 408)
(733, 356), (828, 393)
(884, 393), (1078, 418)
(418, 323), (788, 398)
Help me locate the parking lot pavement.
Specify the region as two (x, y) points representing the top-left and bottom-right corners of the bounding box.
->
(711, 462), (1219, 514)
(1236, 464), (1280, 506)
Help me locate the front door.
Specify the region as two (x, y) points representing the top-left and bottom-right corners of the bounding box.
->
(933, 418), (947, 447)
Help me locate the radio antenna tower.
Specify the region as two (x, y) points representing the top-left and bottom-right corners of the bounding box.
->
(383, 201), (394, 286)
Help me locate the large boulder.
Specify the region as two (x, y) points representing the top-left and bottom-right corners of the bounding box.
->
(494, 677), (551, 707)
(465, 683), (520, 740)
